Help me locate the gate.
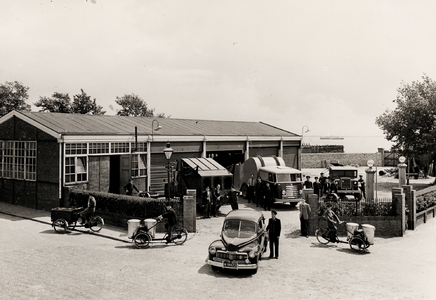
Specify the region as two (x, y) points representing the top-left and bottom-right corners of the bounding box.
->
(384, 151), (399, 167)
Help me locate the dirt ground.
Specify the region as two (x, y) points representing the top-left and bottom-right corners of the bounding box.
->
(1, 167), (436, 299)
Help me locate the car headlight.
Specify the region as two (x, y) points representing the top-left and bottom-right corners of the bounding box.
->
(282, 190), (286, 195)
(209, 246), (216, 255)
(249, 250), (255, 258)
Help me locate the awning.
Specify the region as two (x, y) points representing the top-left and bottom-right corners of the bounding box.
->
(181, 158), (233, 177)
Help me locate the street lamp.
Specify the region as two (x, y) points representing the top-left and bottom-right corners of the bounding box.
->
(163, 141), (173, 199)
(152, 119), (162, 141)
(301, 125), (310, 136)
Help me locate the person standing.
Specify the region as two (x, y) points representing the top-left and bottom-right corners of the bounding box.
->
(319, 173), (327, 196)
(266, 210), (281, 259)
(263, 182), (272, 211)
(303, 176), (313, 189)
(358, 175), (366, 199)
(213, 183), (222, 216)
(124, 178), (139, 196)
(313, 177), (320, 197)
(299, 198), (312, 237)
(202, 186), (214, 218)
(247, 174), (255, 203)
(254, 176), (262, 207)
(329, 177), (337, 194)
(227, 185), (239, 210)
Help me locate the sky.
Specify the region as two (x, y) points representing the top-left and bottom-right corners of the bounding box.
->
(1, 0), (436, 153)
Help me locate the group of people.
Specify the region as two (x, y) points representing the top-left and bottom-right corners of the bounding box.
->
(201, 184), (223, 218)
(246, 174), (275, 211)
(302, 173), (366, 199)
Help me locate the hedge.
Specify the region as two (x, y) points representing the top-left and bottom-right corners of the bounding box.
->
(66, 189), (181, 219)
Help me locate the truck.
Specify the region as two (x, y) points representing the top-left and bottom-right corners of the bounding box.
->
(328, 165), (361, 200)
(233, 156), (303, 204)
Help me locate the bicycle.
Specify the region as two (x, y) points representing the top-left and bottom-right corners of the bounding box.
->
(132, 218), (188, 249)
(51, 207), (104, 233)
(315, 221), (371, 252)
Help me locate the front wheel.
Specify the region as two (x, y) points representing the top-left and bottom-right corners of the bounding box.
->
(53, 219), (68, 233)
(89, 216), (104, 232)
(315, 228), (330, 245)
(134, 233), (151, 248)
(349, 236), (367, 252)
(172, 228), (188, 245)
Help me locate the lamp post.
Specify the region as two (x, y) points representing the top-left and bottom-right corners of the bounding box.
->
(301, 125), (310, 137)
(152, 119), (162, 141)
(163, 141), (173, 199)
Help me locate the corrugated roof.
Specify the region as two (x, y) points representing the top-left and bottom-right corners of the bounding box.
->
(17, 112), (298, 137)
(181, 158), (233, 177)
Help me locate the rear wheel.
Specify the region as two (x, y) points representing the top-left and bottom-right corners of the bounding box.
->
(134, 233), (151, 248)
(67, 221), (76, 230)
(89, 216), (104, 232)
(315, 228), (330, 245)
(172, 228), (188, 245)
(53, 219), (68, 233)
(349, 236), (367, 252)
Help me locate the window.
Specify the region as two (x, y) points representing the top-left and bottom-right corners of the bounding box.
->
(1, 141), (36, 180)
(65, 143), (87, 155)
(89, 143), (109, 154)
(65, 156), (87, 183)
(131, 154), (147, 177)
(111, 142), (129, 154)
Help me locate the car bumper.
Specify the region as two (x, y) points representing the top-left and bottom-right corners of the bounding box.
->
(206, 258), (257, 270)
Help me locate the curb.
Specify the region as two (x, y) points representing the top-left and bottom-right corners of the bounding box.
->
(0, 210), (131, 243)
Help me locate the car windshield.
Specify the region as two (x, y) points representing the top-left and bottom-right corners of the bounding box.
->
(223, 220), (257, 239)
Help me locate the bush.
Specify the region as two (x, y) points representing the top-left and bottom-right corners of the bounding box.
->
(416, 192), (436, 213)
(317, 200), (394, 217)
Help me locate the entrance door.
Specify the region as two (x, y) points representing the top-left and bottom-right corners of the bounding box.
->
(109, 155), (120, 194)
(119, 155), (131, 194)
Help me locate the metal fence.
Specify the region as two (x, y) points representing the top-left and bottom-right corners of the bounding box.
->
(317, 197), (393, 217)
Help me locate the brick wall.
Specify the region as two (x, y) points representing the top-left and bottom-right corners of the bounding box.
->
(302, 152), (383, 168)
(306, 189), (405, 237)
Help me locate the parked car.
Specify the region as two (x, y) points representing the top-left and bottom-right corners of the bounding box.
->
(206, 209), (268, 274)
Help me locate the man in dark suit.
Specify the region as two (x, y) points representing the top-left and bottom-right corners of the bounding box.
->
(266, 210), (281, 259)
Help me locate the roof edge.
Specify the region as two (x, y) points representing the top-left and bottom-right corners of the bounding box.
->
(0, 110), (62, 140)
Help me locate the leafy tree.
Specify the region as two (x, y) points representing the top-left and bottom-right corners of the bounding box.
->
(115, 94), (156, 117)
(376, 74), (436, 173)
(72, 89), (105, 115)
(0, 81), (31, 117)
(34, 92), (72, 113)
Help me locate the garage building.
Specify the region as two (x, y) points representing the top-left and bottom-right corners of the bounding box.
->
(0, 111), (302, 210)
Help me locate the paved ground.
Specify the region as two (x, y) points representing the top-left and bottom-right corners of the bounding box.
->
(1, 195), (436, 300)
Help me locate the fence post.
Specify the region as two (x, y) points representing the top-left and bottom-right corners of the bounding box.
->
(392, 187), (405, 236)
(402, 185), (416, 230)
(183, 189), (197, 232)
(307, 194), (319, 236)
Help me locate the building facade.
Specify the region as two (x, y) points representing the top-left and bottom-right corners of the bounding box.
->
(0, 111), (302, 210)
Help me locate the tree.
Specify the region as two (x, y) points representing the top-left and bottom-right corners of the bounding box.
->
(376, 74), (436, 173)
(72, 89), (105, 115)
(0, 81), (31, 117)
(115, 94), (155, 117)
(34, 92), (72, 113)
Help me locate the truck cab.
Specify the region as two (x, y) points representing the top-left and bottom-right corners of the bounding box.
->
(234, 156), (303, 204)
(328, 166), (361, 200)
